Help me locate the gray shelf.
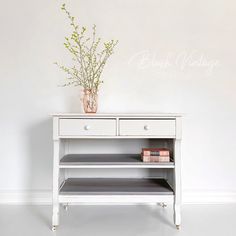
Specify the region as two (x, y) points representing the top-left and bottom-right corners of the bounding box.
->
(60, 154), (174, 166)
(60, 178), (174, 195)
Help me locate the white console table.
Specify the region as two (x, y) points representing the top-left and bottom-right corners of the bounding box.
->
(52, 113), (182, 231)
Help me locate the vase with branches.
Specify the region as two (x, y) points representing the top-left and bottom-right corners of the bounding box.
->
(56, 4), (118, 113)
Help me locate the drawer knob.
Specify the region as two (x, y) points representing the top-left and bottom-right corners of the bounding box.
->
(144, 125), (149, 131)
(84, 125), (90, 131)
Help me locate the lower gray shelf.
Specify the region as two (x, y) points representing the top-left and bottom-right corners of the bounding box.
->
(60, 178), (174, 195)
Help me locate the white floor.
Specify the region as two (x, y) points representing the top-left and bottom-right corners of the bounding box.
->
(0, 204), (235, 236)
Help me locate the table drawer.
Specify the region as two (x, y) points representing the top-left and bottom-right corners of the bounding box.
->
(119, 119), (176, 136)
(59, 119), (116, 136)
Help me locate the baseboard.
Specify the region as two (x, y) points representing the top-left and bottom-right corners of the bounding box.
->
(0, 190), (235, 205)
(0, 191), (52, 205)
(182, 191), (236, 204)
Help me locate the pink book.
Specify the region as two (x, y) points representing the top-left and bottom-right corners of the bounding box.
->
(142, 148), (170, 156)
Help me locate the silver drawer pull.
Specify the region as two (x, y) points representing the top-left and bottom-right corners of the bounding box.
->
(144, 125), (149, 131)
(84, 125), (90, 131)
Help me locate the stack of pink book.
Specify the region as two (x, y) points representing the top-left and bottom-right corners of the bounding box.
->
(141, 148), (170, 163)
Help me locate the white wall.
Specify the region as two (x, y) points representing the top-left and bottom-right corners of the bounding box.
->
(0, 0), (236, 203)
